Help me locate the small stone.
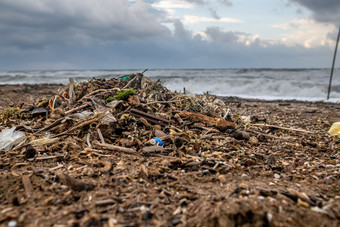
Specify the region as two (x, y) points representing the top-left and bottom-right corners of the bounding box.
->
(174, 137), (184, 148)
(297, 192), (310, 203)
(249, 136), (258, 144)
(142, 210), (153, 220)
(233, 131), (250, 140)
(172, 218), (182, 226)
(75, 210), (85, 219)
(191, 164), (199, 171)
(267, 154), (276, 166)
(297, 198), (310, 208)
(239, 182), (248, 189)
(161, 160), (170, 166)
(257, 134), (267, 142)
(24, 146), (36, 160)
(8, 220), (17, 227)
(266, 212), (273, 222)
(241, 173), (248, 179)
(274, 173), (280, 179)
(226, 129), (234, 134)
(179, 198), (188, 206)
(202, 169), (210, 175)
(218, 175), (227, 184)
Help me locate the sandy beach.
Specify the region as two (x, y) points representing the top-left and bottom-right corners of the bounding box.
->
(1, 0), (339, 225)
(0, 82), (340, 226)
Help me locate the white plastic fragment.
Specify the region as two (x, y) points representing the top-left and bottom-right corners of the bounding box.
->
(241, 116), (251, 123)
(0, 127), (25, 151)
(68, 110), (93, 120)
(7, 220), (17, 227)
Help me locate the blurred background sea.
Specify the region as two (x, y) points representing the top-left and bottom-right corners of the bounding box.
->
(0, 68), (339, 102)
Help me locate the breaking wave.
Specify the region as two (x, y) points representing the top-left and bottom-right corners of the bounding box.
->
(0, 68), (339, 102)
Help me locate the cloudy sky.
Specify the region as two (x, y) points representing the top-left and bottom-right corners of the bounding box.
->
(0, 0), (339, 70)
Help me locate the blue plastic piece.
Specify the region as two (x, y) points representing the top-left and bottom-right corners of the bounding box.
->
(154, 137), (164, 146)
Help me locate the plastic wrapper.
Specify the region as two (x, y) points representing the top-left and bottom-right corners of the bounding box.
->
(0, 127), (25, 151)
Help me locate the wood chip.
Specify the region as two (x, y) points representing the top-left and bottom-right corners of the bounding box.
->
(57, 173), (95, 192)
(22, 175), (33, 198)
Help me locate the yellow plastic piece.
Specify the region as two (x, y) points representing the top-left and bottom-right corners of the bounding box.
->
(328, 122), (340, 136)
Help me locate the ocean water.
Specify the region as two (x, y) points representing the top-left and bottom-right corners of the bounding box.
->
(0, 68), (339, 102)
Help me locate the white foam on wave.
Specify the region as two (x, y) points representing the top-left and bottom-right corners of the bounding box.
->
(159, 69), (340, 102)
(0, 68), (339, 102)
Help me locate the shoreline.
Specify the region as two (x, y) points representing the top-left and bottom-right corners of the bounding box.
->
(1, 84), (339, 108)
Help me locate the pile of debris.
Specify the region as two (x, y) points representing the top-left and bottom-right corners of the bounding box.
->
(1, 72), (241, 157)
(0, 72), (339, 226)
(0, 72), (241, 225)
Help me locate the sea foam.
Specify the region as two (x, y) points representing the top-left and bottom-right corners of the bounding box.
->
(0, 68), (339, 102)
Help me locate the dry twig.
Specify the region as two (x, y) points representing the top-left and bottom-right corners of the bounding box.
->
(251, 123), (313, 134)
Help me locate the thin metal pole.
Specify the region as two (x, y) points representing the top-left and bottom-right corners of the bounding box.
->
(327, 24), (340, 100)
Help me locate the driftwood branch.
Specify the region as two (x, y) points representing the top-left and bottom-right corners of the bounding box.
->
(94, 141), (137, 155)
(251, 123), (313, 134)
(145, 100), (182, 105)
(0, 88), (18, 106)
(179, 110), (236, 132)
(34, 117), (65, 134)
(28, 154), (64, 161)
(68, 78), (76, 106)
(81, 88), (120, 100)
(54, 116), (100, 137)
(65, 103), (90, 115)
(130, 108), (169, 126)
(86, 133), (92, 148)
(97, 128), (105, 144)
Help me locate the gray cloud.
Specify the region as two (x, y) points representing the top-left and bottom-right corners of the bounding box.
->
(209, 8), (220, 19)
(0, 0), (336, 70)
(186, 0), (205, 4)
(288, 0), (340, 24)
(185, 0), (233, 7)
(218, 0), (233, 7)
(173, 19), (192, 38)
(204, 27), (244, 43)
(0, 0), (169, 53)
(1, 33), (335, 70)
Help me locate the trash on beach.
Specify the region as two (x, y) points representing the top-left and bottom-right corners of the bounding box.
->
(328, 122), (340, 136)
(0, 127), (25, 151)
(31, 107), (48, 118)
(150, 137), (164, 146)
(67, 110), (93, 120)
(0, 70), (338, 226)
